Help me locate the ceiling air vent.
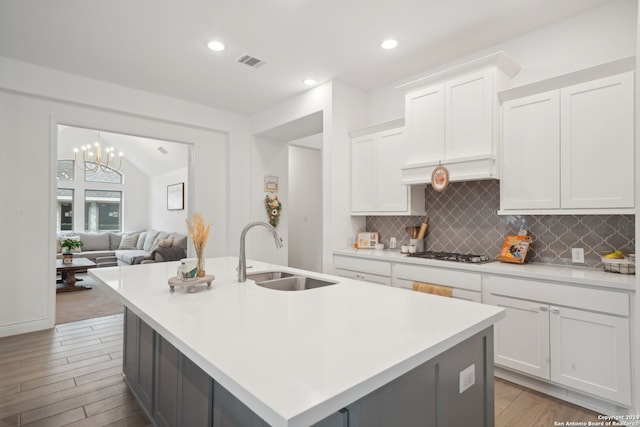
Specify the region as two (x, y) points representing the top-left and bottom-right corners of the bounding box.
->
(237, 54), (266, 69)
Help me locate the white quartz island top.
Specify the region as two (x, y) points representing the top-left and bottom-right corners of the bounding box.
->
(90, 256), (505, 427)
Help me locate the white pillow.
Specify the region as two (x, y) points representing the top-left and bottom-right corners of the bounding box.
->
(118, 234), (139, 250)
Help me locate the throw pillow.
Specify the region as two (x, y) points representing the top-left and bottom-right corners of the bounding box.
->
(159, 237), (174, 248)
(136, 232), (147, 250)
(143, 230), (162, 252)
(118, 234), (139, 250)
(149, 235), (173, 253)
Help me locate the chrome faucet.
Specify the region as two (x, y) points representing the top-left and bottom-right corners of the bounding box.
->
(238, 221), (284, 282)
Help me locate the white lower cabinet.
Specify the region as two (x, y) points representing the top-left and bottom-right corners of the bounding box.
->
(549, 306), (631, 405)
(392, 263), (482, 302)
(333, 255), (391, 286)
(484, 275), (631, 406)
(487, 294), (550, 379)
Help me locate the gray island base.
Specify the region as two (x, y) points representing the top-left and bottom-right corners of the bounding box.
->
(123, 307), (495, 427)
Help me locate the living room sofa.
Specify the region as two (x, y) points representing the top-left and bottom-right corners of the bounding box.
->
(57, 229), (188, 267)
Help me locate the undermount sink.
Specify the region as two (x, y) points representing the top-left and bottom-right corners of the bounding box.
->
(245, 271), (295, 283)
(247, 271), (338, 291)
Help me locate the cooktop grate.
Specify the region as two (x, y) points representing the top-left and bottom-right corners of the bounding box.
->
(406, 251), (493, 264)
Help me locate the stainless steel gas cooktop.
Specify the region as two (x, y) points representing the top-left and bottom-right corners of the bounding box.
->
(406, 251), (493, 264)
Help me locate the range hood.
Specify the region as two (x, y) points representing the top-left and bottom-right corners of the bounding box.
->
(401, 155), (498, 185)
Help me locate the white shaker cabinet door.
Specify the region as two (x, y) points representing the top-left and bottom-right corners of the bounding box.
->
(549, 306), (631, 406)
(376, 128), (408, 212)
(404, 84), (445, 165)
(501, 90), (560, 210)
(485, 294), (550, 380)
(560, 72), (635, 209)
(351, 134), (377, 212)
(445, 69), (494, 159)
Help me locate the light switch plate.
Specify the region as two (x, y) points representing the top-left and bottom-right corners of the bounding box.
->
(571, 248), (585, 263)
(459, 364), (475, 394)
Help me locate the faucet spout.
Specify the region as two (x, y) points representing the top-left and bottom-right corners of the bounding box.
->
(238, 221), (283, 282)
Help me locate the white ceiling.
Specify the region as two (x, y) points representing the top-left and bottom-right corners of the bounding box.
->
(0, 0), (615, 115)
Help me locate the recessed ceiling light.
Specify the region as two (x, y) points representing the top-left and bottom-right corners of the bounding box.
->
(303, 78), (317, 86)
(207, 40), (225, 52)
(381, 39), (398, 50)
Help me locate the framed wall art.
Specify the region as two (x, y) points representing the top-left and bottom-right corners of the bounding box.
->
(167, 182), (185, 210)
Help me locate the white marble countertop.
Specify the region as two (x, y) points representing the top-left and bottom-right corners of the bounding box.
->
(334, 248), (637, 292)
(90, 256), (504, 427)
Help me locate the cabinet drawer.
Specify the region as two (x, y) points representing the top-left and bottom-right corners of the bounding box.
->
(333, 255), (391, 277)
(393, 263), (481, 292)
(394, 277), (481, 302)
(483, 275), (629, 316)
(334, 268), (391, 286)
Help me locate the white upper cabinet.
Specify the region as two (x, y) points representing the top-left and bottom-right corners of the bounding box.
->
(400, 52), (520, 185)
(560, 72), (634, 210)
(350, 120), (425, 216)
(445, 70), (494, 159)
(500, 68), (635, 214)
(351, 133), (378, 213)
(501, 90), (561, 210)
(405, 84), (445, 166)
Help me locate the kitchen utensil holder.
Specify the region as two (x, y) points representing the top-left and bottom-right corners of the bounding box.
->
(409, 239), (424, 252)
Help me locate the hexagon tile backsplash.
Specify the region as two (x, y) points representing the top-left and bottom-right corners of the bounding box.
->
(366, 180), (635, 269)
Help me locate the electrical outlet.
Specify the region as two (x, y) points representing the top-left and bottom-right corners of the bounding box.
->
(572, 248), (585, 263)
(459, 364), (475, 394)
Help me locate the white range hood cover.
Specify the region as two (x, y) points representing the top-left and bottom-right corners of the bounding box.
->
(401, 155), (498, 185)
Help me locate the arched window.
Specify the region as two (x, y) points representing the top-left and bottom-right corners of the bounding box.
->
(85, 163), (123, 184)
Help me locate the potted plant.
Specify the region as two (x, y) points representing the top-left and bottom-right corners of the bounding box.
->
(61, 238), (83, 264)
(61, 238), (83, 254)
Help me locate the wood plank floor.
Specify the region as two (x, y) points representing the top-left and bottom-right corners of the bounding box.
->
(1, 315), (602, 427)
(0, 314), (151, 427)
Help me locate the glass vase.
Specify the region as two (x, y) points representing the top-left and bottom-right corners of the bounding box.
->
(197, 255), (205, 277)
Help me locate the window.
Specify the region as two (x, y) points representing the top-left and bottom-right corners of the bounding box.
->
(57, 188), (73, 231)
(57, 160), (75, 182)
(85, 164), (123, 184)
(84, 190), (122, 231)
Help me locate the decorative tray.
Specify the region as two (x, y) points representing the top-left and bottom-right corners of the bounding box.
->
(168, 275), (215, 292)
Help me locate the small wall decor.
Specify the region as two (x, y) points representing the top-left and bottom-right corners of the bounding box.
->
(265, 193), (282, 227)
(431, 164), (450, 192)
(167, 182), (185, 210)
(264, 176), (279, 192)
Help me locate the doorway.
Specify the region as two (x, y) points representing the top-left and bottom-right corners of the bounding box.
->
(251, 112), (323, 272)
(55, 124), (190, 323)
(288, 136), (322, 272)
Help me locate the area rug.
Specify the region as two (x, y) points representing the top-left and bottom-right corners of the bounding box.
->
(56, 273), (124, 324)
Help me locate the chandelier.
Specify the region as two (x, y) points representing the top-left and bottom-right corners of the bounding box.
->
(74, 131), (123, 173)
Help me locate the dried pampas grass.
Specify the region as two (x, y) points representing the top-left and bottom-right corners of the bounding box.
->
(186, 213), (211, 257)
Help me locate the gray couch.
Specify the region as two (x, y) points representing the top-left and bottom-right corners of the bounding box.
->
(57, 229), (188, 267)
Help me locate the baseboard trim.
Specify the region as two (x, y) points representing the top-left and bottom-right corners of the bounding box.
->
(495, 367), (631, 416)
(0, 318), (54, 337)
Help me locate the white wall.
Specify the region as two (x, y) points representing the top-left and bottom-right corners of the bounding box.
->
(247, 137), (289, 265)
(250, 81), (368, 273)
(149, 166), (189, 233)
(0, 56), (251, 337)
(367, 0), (638, 123)
(288, 141), (323, 273)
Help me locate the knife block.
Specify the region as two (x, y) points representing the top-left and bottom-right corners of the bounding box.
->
(409, 239), (424, 252)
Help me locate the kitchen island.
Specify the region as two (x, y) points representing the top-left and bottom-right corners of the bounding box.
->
(90, 256), (505, 427)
